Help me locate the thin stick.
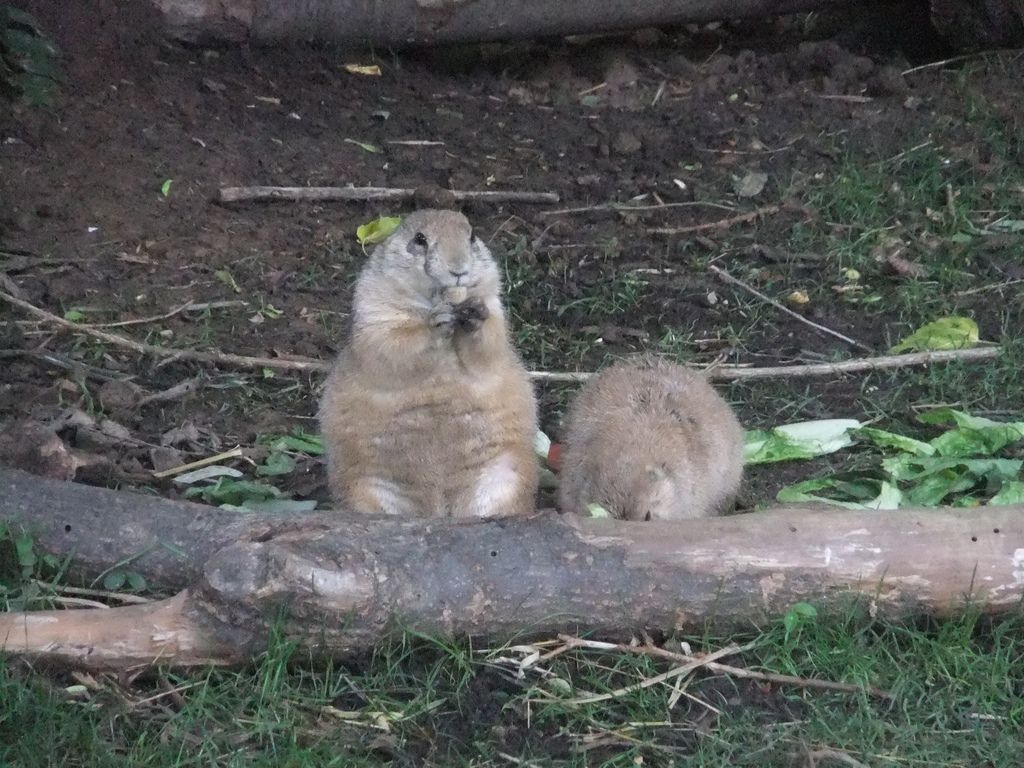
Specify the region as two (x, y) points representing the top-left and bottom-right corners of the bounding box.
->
(559, 636), (892, 699)
(3, 290), (1000, 382)
(541, 201), (735, 217)
(649, 203), (784, 236)
(152, 446), (245, 480)
(557, 643), (744, 706)
(805, 748), (871, 768)
(954, 278), (1024, 296)
(528, 347), (1000, 384)
(32, 580), (153, 605)
(217, 185), (559, 205)
(86, 301), (195, 329)
(29, 595), (110, 610)
(708, 264), (873, 352)
(0, 289), (330, 373)
(901, 49), (1015, 76)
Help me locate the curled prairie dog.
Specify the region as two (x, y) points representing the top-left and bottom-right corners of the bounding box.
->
(558, 356), (744, 521)
(319, 209), (538, 518)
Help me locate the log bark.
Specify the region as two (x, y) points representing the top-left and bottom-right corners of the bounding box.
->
(1, 467), (1023, 670)
(151, 0), (860, 45)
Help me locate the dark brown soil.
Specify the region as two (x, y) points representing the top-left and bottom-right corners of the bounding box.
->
(1, 3), (1020, 496)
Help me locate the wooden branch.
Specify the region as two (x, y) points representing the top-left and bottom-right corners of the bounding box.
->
(151, 0), (860, 45)
(648, 204), (785, 236)
(1, 468), (1023, 670)
(528, 347), (1002, 383)
(217, 186), (559, 205)
(0, 289), (330, 373)
(708, 264), (873, 352)
(0, 290), (1001, 383)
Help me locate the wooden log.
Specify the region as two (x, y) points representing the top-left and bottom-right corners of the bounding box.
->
(1, 468), (1023, 670)
(151, 0), (860, 45)
(217, 186), (560, 205)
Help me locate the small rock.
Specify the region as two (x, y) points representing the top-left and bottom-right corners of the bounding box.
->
(98, 379), (143, 415)
(201, 77), (227, 94)
(612, 130), (643, 155)
(0, 420), (78, 481)
(150, 446), (184, 473)
(867, 65), (910, 97)
(733, 170), (768, 198)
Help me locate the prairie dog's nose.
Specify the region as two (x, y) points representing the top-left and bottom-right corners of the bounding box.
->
(449, 268), (469, 283)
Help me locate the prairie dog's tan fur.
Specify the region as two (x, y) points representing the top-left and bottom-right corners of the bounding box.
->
(319, 210), (538, 518)
(558, 357), (744, 521)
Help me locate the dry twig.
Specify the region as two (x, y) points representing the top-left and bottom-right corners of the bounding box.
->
(32, 580), (153, 605)
(2, 289), (1000, 384)
(529, 347), (1000, 383)
(555, 643), (745, 706)
(0, 289), (329, 373)
(541, 200), (735, 217)
(217, 185), (559, 204)
(708, 264), (873, 351)
(558, 636), (892, 699)
(648, 203), (785, 236)
(805, 747), (872, 768)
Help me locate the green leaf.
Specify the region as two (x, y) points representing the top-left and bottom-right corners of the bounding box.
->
(783, 602), (817, 642)
(256, 451), (296, 477)
(586, 503), (611, 518)
(14, 532), (36, 569)
(103, 570), (126, 591)
(990, 480), (1024, 505)
(744, 419), (861, 464)
(533, 429), (552, 461)
(776, 477), (901, 509)
(63, 309), (85, 322)
(917, 410), (1024, 457)
(126, 571), (148, 592)
(160, 179), (173, 197)
(344, 138), (382, 154)
(356, 216), (402, 246)
(854, 426), (935, 456)
(214, 269), (242, 294)
(183, 477), (282, 507)
(889, 316), (980, 353)
(268, 429), (325, 456)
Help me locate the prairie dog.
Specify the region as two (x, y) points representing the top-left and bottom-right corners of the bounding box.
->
(319, 209), (538, 518)
(558, 357), (744, 521)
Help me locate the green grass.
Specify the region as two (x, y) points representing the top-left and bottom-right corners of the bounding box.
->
(1, 611), (1022, 766)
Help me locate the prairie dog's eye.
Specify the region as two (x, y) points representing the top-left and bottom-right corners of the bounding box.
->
(469, 231), (477, 244)
(413, 232), (428, 248)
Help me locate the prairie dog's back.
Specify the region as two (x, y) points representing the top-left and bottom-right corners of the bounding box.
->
(558, 357), (744, 521)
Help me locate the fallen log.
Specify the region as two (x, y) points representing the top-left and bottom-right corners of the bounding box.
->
(149, 0), (1024, 51)
(152, 0), (859, 45)
(1, 468), (1022, 671)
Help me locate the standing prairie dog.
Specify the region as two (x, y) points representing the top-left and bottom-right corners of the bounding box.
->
(558, 357), (744, 521)
(319, 209), (538, 518)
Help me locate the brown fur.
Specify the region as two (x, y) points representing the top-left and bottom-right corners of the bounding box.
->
(319, 210), (538, 518)
(558, 356), (744, 521)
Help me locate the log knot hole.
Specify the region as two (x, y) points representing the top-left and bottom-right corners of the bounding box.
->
(201, 541), (376, 615)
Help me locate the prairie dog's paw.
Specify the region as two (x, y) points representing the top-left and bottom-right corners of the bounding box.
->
(454, 297), (489, 333)
(429, 301), (457, 336)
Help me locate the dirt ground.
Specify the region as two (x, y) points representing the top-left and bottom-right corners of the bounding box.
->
(1, 0), (1022, 507)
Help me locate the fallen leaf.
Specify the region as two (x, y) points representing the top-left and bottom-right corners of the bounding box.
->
(356, 216), (402, 246)
(733, 171), (768, 198)
(343, 63), (382, 76)
(889, 317), (980, 353)
(344, 138), (382, 154)
(215, 269), (242, 294)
